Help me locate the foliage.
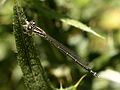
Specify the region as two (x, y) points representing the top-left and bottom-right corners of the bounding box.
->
(13, 0), (52, 90)
(0, 0), (120, 90)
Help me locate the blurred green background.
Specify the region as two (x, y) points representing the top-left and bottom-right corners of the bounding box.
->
(0, 0), (120, 90)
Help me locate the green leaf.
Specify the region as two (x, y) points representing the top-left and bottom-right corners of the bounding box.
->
(25, 0), (104, 39)
(56, 75), (86, 90)
(74, 74), (87, 88)
(60, 18), (105, 39)
(13, 0), (52, 90)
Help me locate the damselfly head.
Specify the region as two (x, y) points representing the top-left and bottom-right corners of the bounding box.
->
(28, 21), (36, 30)
(23, 20), (36, 31)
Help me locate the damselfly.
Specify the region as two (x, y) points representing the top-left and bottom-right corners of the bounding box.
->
(23, 20), (98, 77)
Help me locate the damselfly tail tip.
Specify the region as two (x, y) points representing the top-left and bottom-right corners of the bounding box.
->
(94, 72), (99, 78)
(90, 70), (99, 77)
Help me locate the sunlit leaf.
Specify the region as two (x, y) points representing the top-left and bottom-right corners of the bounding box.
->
(56, 74), (86, 90)
(61, 18), (105, 39)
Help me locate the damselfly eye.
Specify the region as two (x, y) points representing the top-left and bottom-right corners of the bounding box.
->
(32, 21), (36, 25)
(30, 21), (36, 26)
(28, 25), (32, 30)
